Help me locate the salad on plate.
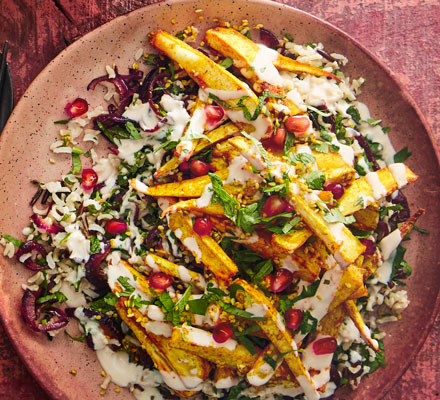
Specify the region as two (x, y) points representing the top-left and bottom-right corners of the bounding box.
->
(0, 19), (425, 400)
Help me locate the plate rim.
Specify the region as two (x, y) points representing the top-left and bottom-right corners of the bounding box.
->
(0, 0), (439, 399)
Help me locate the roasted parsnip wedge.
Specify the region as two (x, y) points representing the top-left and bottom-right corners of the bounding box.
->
(168, 211), (238, 282)
(228, 135), (365, 267)
(205, 27), (340, 82)
(155, 122), (240, 178)
(145, 253), (207, 291)
(150, 30), (272, 139)
(345, 300), (380, 351)
(234, 279), (320, 400)
(116, 299), (210, 396)
(337, 164), (418, 215)
(170, 325), (257, 374)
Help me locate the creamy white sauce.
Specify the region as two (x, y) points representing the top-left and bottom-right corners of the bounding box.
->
(74, 308), (109, 350)
(97, 347), (146, 387)
(177, 265), (193, 283)
(224, 155), (260, 184)
(179, 326), (238, 351)
(388, 163), (408, 188)
(183, 237), (202, 261)
(226, 109), (270, 140)
(245, 302), (268, 318)
(379, 228), (402, 260)
(201, 87), (253, 101)
(147, 305), (165, 321)
(122, 102), (159, 132)
(178, 107), (207, 161)
(365, 171), (387, 200)
(215, 376), (240, 389)
(296, 374), (320, 400)
(144, 321), (172, 338)
(356, 102), (396, 164)
(250, 44), (283, 86)
(302, 335), (334, 389)
(196, 183), (213, 208)
(59, 281), (86, 307)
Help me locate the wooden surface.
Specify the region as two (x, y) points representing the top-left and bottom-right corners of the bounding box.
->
(0, 0), (439, 399)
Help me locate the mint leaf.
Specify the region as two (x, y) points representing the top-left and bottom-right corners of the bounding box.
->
(117, 276), (135, 297)
(284, 131), (295, 155)
(323, 209), (356, 225)
(305, 170), (325, 190)
(394, 147), (412, 163)
(1, 234), (23, 247)
(347, 105), (361, 124)
(208, 173), (240, 223)
(220, 57), (234, 69)
(241, 130), (272, 169)
(237, 202), (261, 233)
(219, 301), (266, 321)
(208, 93), (231, 109)
(125, 122), (143, 140)
(287, 152), (315, 166)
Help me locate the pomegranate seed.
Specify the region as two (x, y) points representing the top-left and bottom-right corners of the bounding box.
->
(270, 128), (286, 148)
(312, 337), (337, 355)
(148, 271), (173, 290)
(193, 217), (212, 236)
(285, 204), (294, 213)
(269, 268), (293, 293)
(190, 160), (210, 177)
(213, 322), (233, 343)
(324, 182), (345, 200)
(65, 98), (88, 117)
(180, 161), (190, 172)
(360, 239), (376, 255)
(81, 168), (98, 190)
(285, 115), (310, 135)
(105, 220), (127, 235)
(262, 195), (288, 217)
(204, 104), (225, 123)
(285, 309), (303, 330)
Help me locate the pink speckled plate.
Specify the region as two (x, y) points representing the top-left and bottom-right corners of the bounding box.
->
(0, 0), (439, 399)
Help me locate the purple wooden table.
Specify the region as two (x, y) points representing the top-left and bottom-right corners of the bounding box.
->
(0, 0), (439, 398)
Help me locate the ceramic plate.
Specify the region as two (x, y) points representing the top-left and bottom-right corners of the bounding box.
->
(0, 0), (439, 399)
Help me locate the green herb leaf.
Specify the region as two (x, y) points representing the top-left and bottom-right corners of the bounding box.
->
(413, 225), (429, 234)
(72, 154), (82, 174)
(354, 196), (365, 208)
(323, 209), (356, 225)
(90, 292), (119, 313)
(219, 301), (266, 321)
(366, 118), (382, 126)
(310, 142), (329, 153)
(65, 330), (87, 342)
(287, 152), (315, 166)
(305, 170), (326, 190)
(208, 93), (232, 109)
(37, 292), (68, 304)
(237, 203), (261, 233)
(125, 122), (143, 140)
(154, 140), (179, 153)
(346, 105), (361, 124)
(263, 354), (277, 370)
(298, 310), (318, 335)
(89, 236), (101, 255)
(283, 131), (295, 155)
(240, 130), (272, 169)
(220, 57), (234, 69)
(209, 172), (240, 223)
(253, 259), (273, 284)
(54, 120), (70, 125)
(320, 131), (333, 142)
(393, 147), (412, 163)
(1, 234), (23, 247)
(117, 276), (135, 297)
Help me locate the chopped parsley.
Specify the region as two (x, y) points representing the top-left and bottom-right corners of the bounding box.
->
(305, 170), (326, 190)
(394, 146), (412, 163)
(208, 172), (240, 223)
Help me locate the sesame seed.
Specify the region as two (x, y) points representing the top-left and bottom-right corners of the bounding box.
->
(171, 19), (176, 24)
(101, 370), (106, 377)
(49, 158), (56, 164)
(195, 8), (203, 13)
(114, 388), (121, 393)
(70, 369), (77, 375)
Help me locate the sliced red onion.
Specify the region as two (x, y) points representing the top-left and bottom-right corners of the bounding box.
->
(259, 28), (279, 48)
(82, 308), (123, 343)
(108, 146), (119, 155)
(84, 241), (111, 291)
(354, 134), (380, 171)
(142, 117), (168, 133)
(65, 98), (88, 118)
(317, 49), (337, 63)
(360, 239), (376, 256)
(31, 213), (64, 234)
(16, 241), (48, 271)
(22, 289), (69, 332)
(146, 70), (169, 118)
